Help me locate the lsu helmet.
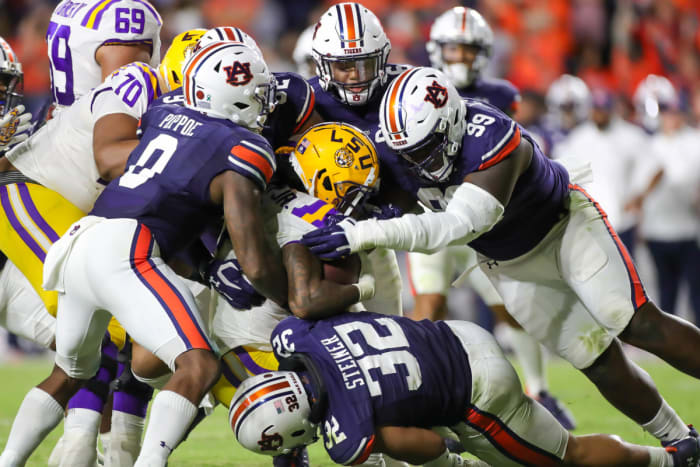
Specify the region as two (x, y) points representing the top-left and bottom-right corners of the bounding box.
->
(195, 27), (263, 57)
(545, 74), (591, 130)
(182, 42), (276, 131)
(379, 67), (466, 182)
(0, 37), (22, 116)
(158, 29), (207, 92)
(230, 371), (318, 456)
(633, 74), (678, 132)
(291, 122), (379, 216)
(312, 3), (391, 106)
(292, 25), (316, 79)
(426, 7), (493, 88)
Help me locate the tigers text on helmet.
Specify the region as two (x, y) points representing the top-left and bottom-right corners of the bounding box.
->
(426, 7), (493, 88)
(312, 2), (391, 106)
(230, 372), (318, 456)
(195, 26), (263, 58)
(182, 42), (276, 131)
(158, 29), (207, 92)
(0, 37), (22, 116)
(379, 67), (466, 183)
(291, 122), (379, 216)
(545, 74), (591, 130)
(633, 74), (678, 132)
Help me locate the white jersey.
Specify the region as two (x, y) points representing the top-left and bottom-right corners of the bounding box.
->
(47, 0), (162, 109)
(552, 118), (650, 232)
(639, 126), (700, 241)
(210, 186), (403, 353)
(7, 62), (161, 212)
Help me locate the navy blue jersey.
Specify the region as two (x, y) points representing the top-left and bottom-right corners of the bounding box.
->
(271, 312), (471, 465)
(263, 72), (315, 150)
(90, 98), (275, 259)
(378, 100), (570, 261)
(458, 77), (520, 116)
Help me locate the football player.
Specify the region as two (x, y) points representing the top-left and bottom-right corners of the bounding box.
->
(302, 67), (700, 447)
(545, 74), (592, 152)
(46, 0), (162, 111)
(232, 311), (700, 467)
(0, 31), (213, 467)
(411, 6), (574, 430)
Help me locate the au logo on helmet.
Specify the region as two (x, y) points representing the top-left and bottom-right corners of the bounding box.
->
(424, 80), (448, 108)
(258, 425), (284, 451)
(224, 61), (253, 86)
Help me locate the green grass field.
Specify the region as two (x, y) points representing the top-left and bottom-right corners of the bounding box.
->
(1, 354), (699, 466)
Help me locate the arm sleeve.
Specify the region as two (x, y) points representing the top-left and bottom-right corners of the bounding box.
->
(347, 182), (504, 254)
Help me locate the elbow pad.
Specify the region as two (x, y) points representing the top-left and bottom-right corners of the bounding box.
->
(348, 183), (503, 254)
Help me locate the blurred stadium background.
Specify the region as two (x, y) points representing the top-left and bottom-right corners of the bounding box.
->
(1, 0), (700, 464)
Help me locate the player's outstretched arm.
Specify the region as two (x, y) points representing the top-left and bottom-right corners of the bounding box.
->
(374, 426), (464, 466)
(96, 44), (152, 81)
(281, 243), (363, 319)
(93, 113), (140, 181)
(213, 171), (288, 306)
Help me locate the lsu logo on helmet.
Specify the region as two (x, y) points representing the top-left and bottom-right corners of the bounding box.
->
(224, 61), (253, 86)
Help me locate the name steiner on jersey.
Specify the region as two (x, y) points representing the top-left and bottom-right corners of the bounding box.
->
(320, 334), (365, 390)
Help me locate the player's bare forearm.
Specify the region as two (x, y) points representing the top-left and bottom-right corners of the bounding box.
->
(373, 426), (447, 465)
(282, 243), (360, 319)
(93, 114), (139, 181)
(96, 43), (153, 80)
(221, 172), (288, 306)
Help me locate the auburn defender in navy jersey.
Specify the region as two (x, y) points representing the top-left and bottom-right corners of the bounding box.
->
(229, 311), (699, 467)
(302, 67), (700, 450)
(0, 43), (283, 467)
(417, 6), (574, 431)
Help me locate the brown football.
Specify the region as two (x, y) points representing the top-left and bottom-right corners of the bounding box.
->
(322, 254), (361, 285)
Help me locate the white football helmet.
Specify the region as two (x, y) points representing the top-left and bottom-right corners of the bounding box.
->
(183, 41), (276, 131)
(546, 74), (591, 130)
(293, 25), (316, 79)
(312, 2), (391, 106)
(379, 67), (466, 182)
(633, 74), (678, 132)
(0, 36), (22, 116)
(426, 7), (493, 88)
(230, 371), (318, 456)
(195, 26), (263, 57)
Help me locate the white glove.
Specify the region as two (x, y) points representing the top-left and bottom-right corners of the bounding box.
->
(353, 251), (376, 302)
(0, 105), (32, 151)
(423, 449), (467, 467)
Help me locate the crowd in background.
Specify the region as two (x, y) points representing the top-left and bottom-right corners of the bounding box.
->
(1, 0), (699, 355)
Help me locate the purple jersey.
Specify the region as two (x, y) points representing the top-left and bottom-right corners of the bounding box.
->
(458, 77), (520, 116)
(90, 98), (275, 259)
(263, 72), (315, 150)
(271, 312), (472, 465)
(379, 100), (570, 261)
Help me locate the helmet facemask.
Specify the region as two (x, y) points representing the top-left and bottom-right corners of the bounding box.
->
(399, 120), (455, 183)
(0, 70), (22, 116)
(316, 51), (385, 106)
(248, 75), (277, 131)
(439, 42), (489, 88)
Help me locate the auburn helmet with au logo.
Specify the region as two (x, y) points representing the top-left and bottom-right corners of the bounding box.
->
(0, 36), (23, 115)
(182, 41), (276, 131)
(379, 67), (466, 182)
(291, 122), (379, 216)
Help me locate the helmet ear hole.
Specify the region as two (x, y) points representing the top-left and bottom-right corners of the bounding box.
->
(291, 430), (306, 437)
(235, 102), (250, 110)
(322, 176), (333, 192)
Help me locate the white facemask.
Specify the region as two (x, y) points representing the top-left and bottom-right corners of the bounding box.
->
(443, 63), (472, 88)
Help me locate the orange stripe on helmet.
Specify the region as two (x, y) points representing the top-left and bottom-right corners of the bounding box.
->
(387, 70), (411, 134)
(183, 42), (223, 106)
(461, 8), (468, 32)
(230, 381), (291, 429)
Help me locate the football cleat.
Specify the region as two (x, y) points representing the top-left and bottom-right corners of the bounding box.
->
(272, 446), (310, 467)
(662, 425), (699, 447)
(535, 390), (577, 431)
(665, 435), (700, 467)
